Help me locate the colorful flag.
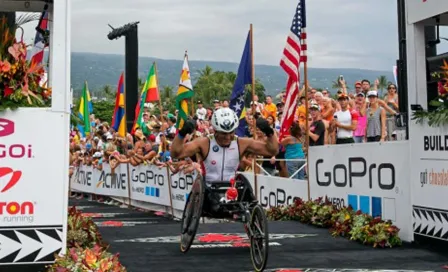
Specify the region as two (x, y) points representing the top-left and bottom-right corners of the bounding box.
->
(78, 81), (91, 136)
(30, 10), (49, 65)
(175, 54), (194, 129)
(131, 64), (157, 134)
(112, 72), (126, 137)
(146, 64), (160, 102)
(230, 31), (252, 137)
(279, 0), (307, 141)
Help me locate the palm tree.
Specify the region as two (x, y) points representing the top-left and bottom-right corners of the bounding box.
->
(377, 75), (389, 97)
(198, 65), (213, 78)
(162, 86), (173, 101)
(212, 72), (227, 99)
(226, 72), (237, 83)
(137, 77), (145, 90)
(331, 76), (341, 90)
(102, 85), (114, 100)
(160, 86), (175, 111)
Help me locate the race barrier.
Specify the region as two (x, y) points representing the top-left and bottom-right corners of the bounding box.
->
(308, 141), (413, 242)
(70, 163), (197, 218)
(70, 139), (448, 243)
(70, 162), (309, 218)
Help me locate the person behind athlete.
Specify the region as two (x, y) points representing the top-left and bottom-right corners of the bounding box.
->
(170, 107), (279, 184)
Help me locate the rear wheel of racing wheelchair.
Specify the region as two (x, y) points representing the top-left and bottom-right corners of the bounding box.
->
(180, 175), (205, 253)
(249, 204), (269, 272)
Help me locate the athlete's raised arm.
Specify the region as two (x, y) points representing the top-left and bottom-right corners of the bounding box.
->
(171, 120), (207, 159)
(239, 118), (278, 157)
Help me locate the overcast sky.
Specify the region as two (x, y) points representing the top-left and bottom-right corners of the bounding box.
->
(18, 0), (448, 71)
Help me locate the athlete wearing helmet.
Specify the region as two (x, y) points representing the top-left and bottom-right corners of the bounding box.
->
(171, 107), (278, 182)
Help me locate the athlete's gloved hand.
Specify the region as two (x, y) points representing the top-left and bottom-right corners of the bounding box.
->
(256, 118), (274, 137)
(178, 120), (196, 137)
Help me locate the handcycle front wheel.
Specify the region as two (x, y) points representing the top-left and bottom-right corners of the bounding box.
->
(180, 176), (204, 253)
(249, 204), (269, 272)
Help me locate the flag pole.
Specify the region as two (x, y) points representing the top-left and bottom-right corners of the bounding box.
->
(185, 50), (195, 117)
(250, 24), (257, 141)
(250, 23), (259, 198)
(304, 61), (310, 201)
(302, 0), (310, 201)
(153, 61), (164, 117)
(121, 72), (132, 207)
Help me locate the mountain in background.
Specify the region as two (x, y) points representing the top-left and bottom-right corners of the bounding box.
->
(69, 52), (394, 98)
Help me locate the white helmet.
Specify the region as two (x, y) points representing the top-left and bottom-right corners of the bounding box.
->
(212, 107), (239, 133)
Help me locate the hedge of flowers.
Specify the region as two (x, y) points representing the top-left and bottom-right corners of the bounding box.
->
(266, 197), (402, 248)
(46, 206), (127, 271)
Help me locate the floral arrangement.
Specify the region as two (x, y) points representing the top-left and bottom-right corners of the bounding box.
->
(266, 197), (402, 248)
(66, 206), (106, 249)
(0, 17), (51, 112)
(47, 245), (127, 272)
(412, 59), (448, 126)
(46, 206), (127, 271)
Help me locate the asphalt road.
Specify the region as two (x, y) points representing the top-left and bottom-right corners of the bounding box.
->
(69, 198), (448, 272)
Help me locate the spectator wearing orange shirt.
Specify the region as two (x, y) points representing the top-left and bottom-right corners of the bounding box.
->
(296, 96), (307, 127)
(262, 95), (277, 119)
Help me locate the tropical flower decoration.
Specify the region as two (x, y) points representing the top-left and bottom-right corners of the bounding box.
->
(0, 17), (51, 112)
(266, 197), (402, 248)
(47, 245), (127, 272)
(412, 59), (448, 126)
(66, 206), (106, 249)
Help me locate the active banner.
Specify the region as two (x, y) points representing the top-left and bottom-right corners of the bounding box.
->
(308, 142), (412, 241)
(70, 163), (197, 213)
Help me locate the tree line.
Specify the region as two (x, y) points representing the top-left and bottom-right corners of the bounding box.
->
(72, 65), (268, 124)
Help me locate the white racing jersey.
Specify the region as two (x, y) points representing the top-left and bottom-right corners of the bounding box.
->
(202, 136), (240, 182)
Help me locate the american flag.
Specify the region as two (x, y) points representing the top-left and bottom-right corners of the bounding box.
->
(30, 10), (49, 66)
(279, 0), (307, 140)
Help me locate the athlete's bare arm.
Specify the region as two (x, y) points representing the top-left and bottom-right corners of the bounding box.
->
(171, 135), (207, 159)
(239, 135), (278, 158)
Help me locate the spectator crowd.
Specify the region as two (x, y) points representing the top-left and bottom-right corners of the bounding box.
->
(69, 78), (401, 184)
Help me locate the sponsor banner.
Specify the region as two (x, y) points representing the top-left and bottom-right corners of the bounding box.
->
(129, 164), (171, 207)
(0, 109), (69, 264)
(410, 122), (448, 241)
(308, 142), (412, 242)
(70, 165), (95, 194)
(241, 172), (308, 209)
(170, 171), (196, 210)
(94, 164), (129, 198)
(411, 124), (448, 207)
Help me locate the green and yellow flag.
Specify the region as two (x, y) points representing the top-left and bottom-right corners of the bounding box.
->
(132, 63), (157, 135)
(78, 81), (91, 135)
(175, 54), (194, 129)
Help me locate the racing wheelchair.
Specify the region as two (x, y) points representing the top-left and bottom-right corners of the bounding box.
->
(180, 173), (269, 272)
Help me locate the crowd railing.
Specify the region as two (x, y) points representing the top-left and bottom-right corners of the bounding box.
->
(70, 140), (416, 242)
